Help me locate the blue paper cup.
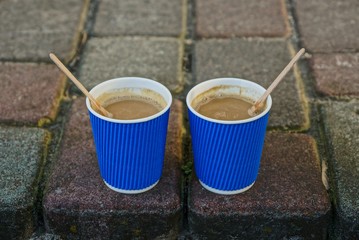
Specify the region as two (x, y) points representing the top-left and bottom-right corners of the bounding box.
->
(186, 78), (272, 195)
(86, 77), (172, 194)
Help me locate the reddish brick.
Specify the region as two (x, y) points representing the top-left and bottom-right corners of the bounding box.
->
(43, 98), (183, 239)
(196, 0), (289, 38)
(310, 53), (359, 97)
(295, 0), (359, 53)
(0, 63), (66, 125)
(189, 132), (331, 239)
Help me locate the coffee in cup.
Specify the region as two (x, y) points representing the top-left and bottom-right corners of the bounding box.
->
(86, 77), (172, 194)
(186, 78), (272, 195)
(94, 88), (167, 120)
(191, 85), (264, 121)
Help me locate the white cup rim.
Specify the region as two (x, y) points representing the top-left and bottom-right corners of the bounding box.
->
(186, 78), (272, 124)
(86, 77), (172, 123)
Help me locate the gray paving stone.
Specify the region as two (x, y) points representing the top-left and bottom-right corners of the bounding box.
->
(196, 0), (289, 38)
(310, 53), (359, 97)
(43, 98), (183, 239)
(189, 132), (331, 239)
(78, 37), (183, 92)
(294, 0), (359, 53)
(0, 62), (66, 125)
(0, 0), (89, 62)
(321, 100), (359, 238)
(0, 127), (49, 240)
(195, 38), (308, 129)
(94, 0), (183, 37)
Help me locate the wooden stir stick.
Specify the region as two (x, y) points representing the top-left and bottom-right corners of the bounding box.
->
(49, 53), (113, 118)
(248, 48), (306, 116)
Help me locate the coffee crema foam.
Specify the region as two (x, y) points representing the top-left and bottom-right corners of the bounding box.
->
(192, 85), (265, 121)
(94, 88), (166, 120)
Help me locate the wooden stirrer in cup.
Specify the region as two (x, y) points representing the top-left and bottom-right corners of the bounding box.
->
(49, 53), (113, 118)
(248, 48), (306, 117)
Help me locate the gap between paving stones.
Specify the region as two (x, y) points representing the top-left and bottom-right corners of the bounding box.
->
(318, 100), (359, 238)
(0, 126), (51, 239)
(295, 68), (359, 238)
(30, 98), (77, 238)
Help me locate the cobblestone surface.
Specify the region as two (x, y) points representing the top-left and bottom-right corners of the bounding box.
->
(195, 38), (308, 129)
(0, 63), (66, 125)
(43, 98), (183, 239)
(0, 0), (358, 239)
(294, 0), (359, 53)
(310, 53), (359, 97)
(0, 0), (88, 62)
(94, 0), (183, 37)
(78, 37), (183, 92)
(321, 100), (359, 237)
(0, 127), (49, 240)
(189, 132), (331, 239)
(196, 0), (289, 38)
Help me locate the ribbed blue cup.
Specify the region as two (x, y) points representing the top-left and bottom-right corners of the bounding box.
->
(86, 77), (172, 194)
(186, 78), (272, 194)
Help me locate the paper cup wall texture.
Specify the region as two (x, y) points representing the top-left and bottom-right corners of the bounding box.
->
(186, 78), (272, 195)
(86, 77), (172, 194)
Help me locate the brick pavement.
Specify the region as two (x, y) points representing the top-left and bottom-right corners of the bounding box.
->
(0, 0), (358, 239)
(189, 133), (331, 239)
(0, 0), (89, 62)
(78, 37), (183, 92)
(0, 127), (49, 239)
(196, 0), (289, 38)
(0, 63), (66, 125)
(43, 98), (183, 239)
